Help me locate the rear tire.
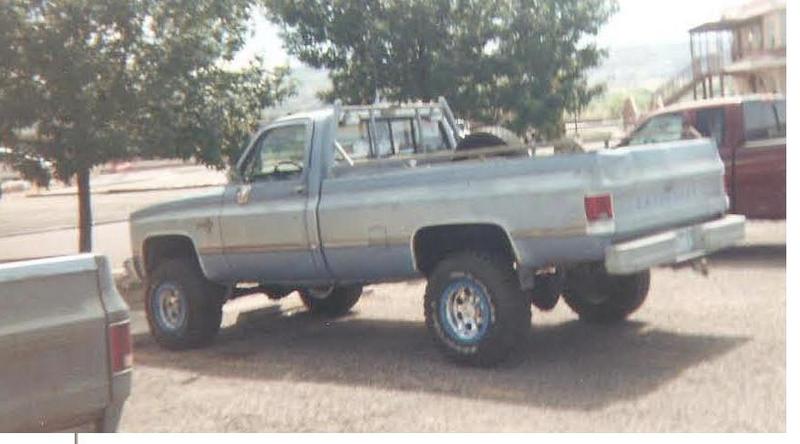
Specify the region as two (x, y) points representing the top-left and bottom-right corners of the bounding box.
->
(424, 251), (530, 366)
(145, 258), (225, 350)
(562, 264), (650, 323)
(298, 285), (363, 317)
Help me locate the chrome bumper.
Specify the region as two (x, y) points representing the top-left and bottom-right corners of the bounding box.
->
(605, 214), (746, 275)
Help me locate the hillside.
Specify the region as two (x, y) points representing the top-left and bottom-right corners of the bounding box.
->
(264, 41), (692, 121)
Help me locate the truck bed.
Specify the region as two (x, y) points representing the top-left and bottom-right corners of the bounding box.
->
(318, 139), (728, 280)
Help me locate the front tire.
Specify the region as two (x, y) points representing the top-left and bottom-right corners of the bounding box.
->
(562, 263), (650, 323)
(145, 258), (226, 350)
(298, 285), (363, 316)
(424, 251), (531, 366)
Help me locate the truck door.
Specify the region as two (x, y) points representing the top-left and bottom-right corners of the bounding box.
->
(733, 99), (786, 219)
(693, 106), (732, 195)
(220, 119), (325, 282)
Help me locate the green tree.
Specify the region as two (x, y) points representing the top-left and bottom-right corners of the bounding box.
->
(265, 0), (615, 137)
(0, 0), (293, 252)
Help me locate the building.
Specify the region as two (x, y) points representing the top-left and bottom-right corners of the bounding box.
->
(654, 0), (786, 106)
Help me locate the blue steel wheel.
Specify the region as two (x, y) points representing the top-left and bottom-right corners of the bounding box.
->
(151, 282), (188, 333)
(145, 259), (225, 350)
(438, 277), (492, 345)
(424, 251), (530, 367)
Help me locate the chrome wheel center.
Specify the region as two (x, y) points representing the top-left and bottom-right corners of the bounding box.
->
(154, 283), (187, 331)
(441, 279), (490, 342)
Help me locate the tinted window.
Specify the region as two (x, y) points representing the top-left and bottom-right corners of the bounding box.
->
(629, 113), (683, 145)
(245, 125), (306, 181)
(694, 107), (726, 147)
(743, 101), (782, 141)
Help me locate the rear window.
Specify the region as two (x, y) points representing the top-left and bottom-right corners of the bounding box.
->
(372, 120), (394, 157)
(628, 113), (684, 145)
(418, 117), (449, 152)
(386, 118), (416, 155)
(336, 121), (372, 160)
(335, 114), (450, 164)
(743, 100), (784, 141)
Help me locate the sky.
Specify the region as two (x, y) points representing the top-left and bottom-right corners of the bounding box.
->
(596, 0), (746, 48)
(232, 0), (748, 70)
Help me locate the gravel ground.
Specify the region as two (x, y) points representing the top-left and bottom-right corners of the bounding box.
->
(119, 231), (785, 432)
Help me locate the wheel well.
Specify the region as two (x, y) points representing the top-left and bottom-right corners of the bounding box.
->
(412, 224), (516, 275)
(142, 235), (199, 275)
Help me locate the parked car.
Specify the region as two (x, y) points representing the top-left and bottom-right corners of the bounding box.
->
(619, 94), (786, 219)
(0, 254), (132, 432)
(128, 98), (744, 366)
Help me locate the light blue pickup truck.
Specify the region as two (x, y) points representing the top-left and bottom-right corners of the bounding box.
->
(129, 99), (744, 366)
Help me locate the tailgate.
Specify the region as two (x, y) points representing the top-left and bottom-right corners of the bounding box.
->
(0, 255), (112, 431)
(592, 139), (729, 237)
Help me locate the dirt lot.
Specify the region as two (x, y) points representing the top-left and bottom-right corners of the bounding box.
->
(119, 224), (785, 432)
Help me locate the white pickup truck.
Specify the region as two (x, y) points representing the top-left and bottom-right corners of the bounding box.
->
(0, 254), (132, 431)
(129, 99), (745, 366)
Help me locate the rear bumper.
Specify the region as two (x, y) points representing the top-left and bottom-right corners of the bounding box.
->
(605, 214), (746, 274)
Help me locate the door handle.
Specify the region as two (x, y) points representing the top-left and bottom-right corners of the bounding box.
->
(294, 185), (306, 195)
(236, 184), (252, 205)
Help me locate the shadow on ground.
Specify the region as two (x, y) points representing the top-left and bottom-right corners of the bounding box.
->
(126, 244), (775, 411)
(132, 303), (747, 411)
(707, 244), (785, 268)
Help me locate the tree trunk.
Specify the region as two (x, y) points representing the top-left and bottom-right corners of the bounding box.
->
(77, 167), (93, 252)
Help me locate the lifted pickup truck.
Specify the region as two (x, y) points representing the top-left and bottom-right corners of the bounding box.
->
(129, 99), (745, 365)
(0, 254), (132, 431)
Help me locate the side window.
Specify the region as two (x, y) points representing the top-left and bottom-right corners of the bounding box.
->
(244, 124), (306, 182)
(743, 101), (781, 141)
(628, 113), (684, 145)
(694, 108), (726, 147)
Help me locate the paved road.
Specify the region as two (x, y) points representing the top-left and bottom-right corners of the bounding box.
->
(0, 165), (224, 237)
(117, 225), (785, 432)
(0, 166), (223, 267)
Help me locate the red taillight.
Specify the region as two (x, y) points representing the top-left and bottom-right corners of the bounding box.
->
(109, 321), (133, 374)
(585, 194), (614, 222)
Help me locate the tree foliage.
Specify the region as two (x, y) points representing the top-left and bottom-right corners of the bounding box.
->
(265, 0), (616, 137)
(0, 0), (293, 250)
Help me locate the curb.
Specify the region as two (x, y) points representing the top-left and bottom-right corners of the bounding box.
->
(0, 219), (128, 239)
